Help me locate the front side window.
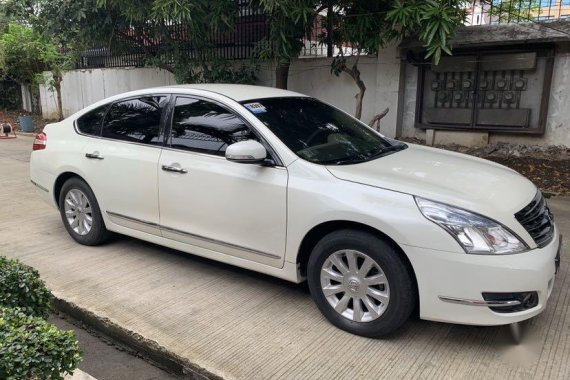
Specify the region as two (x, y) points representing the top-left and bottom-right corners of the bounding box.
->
(76, 105), (109, 136)
(102, 96), (168, 144)
(240, 97), (403, 165)
(169, 97), (257, 156)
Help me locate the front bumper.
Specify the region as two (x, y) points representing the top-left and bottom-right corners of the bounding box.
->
(402, 227), (560, 326)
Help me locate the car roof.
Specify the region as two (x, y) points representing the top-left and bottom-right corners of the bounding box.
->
(149, 83), (307, 102)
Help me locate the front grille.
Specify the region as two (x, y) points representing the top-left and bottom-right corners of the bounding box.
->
(515, 192), (554, 248)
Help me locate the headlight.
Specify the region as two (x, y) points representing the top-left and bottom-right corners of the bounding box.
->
(415, 197), (528, 254)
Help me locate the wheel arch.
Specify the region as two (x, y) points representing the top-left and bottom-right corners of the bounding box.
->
(297, 220), (418, 298)
(53, 171), (89, 207)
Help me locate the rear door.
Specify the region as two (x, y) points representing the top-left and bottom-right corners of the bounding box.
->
(82, 95), (169, 235)
(158, 96), (288, 267)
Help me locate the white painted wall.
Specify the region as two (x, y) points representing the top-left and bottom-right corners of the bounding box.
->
(37, 45), (568, 146)
(21, 85), (33, 112)
(39, 67), (176, 119)
(258, 45), (402, 138)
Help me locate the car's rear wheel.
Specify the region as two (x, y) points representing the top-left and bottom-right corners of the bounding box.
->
(307, 229), (416, 337)
(58, 177), (110, 246)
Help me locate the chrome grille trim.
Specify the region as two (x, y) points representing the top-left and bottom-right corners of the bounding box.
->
(515, 192), (554, 248)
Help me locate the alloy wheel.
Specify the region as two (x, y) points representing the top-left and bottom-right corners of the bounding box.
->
(320, 249), (390, 322)
(64, 189), (93, 236)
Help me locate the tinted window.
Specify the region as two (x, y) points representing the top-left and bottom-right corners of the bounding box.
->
(102, 96), (167, 144)
(241, 97), (403, 165)
(169, 97), (256, 156)
(76, 105), (108, 136)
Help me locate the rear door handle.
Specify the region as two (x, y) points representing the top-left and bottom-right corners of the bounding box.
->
(85, 152), (104, 160)
(162, 164), (187, 174)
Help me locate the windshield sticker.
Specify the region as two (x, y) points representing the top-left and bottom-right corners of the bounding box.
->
(244, 102), (267, 114)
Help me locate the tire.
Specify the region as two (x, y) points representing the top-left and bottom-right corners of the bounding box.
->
(307, 229), (416, 338)
(58, 177), (111, 246)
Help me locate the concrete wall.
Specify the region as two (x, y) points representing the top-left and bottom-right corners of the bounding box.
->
(38, 46), (402, 137)
(39, 67), (176, 119)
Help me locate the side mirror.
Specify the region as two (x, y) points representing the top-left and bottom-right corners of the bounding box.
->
(225, 140), (267, 164)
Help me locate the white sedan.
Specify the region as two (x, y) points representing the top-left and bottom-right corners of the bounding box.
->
(30, 84), (561, 337)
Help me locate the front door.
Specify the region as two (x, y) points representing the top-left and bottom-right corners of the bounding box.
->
(158, 96), (288, 267)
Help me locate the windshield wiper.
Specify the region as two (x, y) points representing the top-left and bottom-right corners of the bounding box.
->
(369, 143), (407, 158)
(319, 144), (408, 166)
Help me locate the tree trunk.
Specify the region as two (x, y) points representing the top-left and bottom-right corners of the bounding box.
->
(341, 59), (366, 120)
(354, 79), (365, 120)
(368, 108), (390, 132)
(53, 73), (63, 121)
(275, 62), (290, 89)
(326, 1), (334, 57)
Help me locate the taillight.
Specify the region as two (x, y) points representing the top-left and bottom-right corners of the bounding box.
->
(33, 132), (47, 151)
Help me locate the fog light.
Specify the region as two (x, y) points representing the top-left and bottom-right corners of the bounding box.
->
(482, 291), (538, 313)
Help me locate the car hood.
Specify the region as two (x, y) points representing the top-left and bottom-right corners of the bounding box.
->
(326, 144), (537, 217)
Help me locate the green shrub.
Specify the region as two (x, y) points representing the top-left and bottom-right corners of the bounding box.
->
(0, 307), (82, 380)
(0, 257), (52, 318)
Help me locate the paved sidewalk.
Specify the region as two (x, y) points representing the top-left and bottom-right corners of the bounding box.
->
(1, 136), (569, 380)
(65, 369), (98, 380)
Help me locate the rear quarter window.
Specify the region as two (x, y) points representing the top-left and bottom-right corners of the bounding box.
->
(76, 105), (109, 136)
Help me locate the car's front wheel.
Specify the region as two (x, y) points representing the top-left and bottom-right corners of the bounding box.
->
(307, 229), (416, 337)
(58, 177), (110, 246)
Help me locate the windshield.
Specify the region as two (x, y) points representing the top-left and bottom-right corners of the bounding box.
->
(240, 97), (406, 165)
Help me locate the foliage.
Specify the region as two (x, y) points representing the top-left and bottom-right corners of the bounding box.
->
(387, 0), (466, 64)
(250, 0), (315, 88)
(3, 0), (257, 84)
(0, 256), (52, 318)
(0, 307), (81, 380)
(314, 0), (465, 119)
(253, 0), (315, 65)
(0, 23), (49, 84)
(170, 57), (258, 84)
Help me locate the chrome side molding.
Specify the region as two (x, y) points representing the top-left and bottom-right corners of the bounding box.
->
(106, 210), (281, 260)
(106, 211), (160, 228)
(161, 225), (281, 260)
(438, 296), (522, 307)
(31, 180), (49, 192)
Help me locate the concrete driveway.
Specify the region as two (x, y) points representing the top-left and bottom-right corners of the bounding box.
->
(1, 136), (569, 380)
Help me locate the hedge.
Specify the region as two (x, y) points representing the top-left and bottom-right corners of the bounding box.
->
(0, 307), (82, 380)
(0, 256), (52, 318)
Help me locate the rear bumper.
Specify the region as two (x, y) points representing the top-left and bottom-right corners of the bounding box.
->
(403, 227), (560, 326)
(30, 154), (57, 208)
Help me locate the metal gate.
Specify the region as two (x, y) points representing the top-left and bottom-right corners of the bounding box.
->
(414, 46), (554, 135)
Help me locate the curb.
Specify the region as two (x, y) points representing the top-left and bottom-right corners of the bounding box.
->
(52, 296), (223, 380)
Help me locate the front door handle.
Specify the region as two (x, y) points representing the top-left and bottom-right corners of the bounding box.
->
(85, 152), (104, 160)
(162, 164), (188, 174)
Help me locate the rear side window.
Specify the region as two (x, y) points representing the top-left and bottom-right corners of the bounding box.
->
(169, 97), (256, 156)
(76, 105), (108, 136)
(102, 96), (168, 145)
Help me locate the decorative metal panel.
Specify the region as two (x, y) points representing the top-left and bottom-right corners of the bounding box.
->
(415, 48), (554, 135)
